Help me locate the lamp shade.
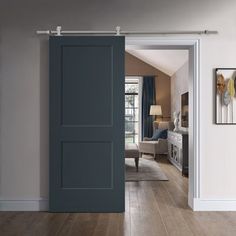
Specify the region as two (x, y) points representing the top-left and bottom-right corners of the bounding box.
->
(150, 105), (162, 116)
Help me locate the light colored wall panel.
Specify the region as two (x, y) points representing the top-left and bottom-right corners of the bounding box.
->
(171, 61), (189, 126)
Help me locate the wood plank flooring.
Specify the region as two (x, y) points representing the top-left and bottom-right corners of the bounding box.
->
(1, 156), (236, 236)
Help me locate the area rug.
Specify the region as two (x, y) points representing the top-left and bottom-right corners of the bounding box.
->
(125, 158), (168, 181)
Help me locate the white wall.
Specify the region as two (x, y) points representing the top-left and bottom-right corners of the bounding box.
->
(1, 0), (236, 207)
(171, 61), (188, 122)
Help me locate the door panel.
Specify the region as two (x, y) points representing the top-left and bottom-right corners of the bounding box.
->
(49, 36), (124, 212)
(61, 45), (112, 126)
(61, 141), (112, 189)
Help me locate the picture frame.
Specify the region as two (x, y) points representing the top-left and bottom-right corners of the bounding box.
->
(215, 68), (236, 124)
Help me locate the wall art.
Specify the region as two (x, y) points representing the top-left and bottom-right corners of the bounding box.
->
(215, 68), (236, 124)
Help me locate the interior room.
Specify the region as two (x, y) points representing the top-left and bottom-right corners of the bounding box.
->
(124, 49), (189, 193)
(1, 0), (236, 235)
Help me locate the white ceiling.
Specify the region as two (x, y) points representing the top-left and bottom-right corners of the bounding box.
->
(126, 49), (188, 76)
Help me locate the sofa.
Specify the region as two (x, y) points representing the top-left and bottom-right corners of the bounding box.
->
(139, 121), (174, 159)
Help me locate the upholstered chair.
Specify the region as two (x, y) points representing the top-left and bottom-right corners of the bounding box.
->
(139, 121), (174, 159)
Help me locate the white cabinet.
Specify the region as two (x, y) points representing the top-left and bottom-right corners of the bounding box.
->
(168, 131), (188, 176)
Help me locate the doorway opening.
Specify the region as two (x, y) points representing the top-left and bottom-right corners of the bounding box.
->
(48, 35), (199, 212)
(125, 38), (200, 209)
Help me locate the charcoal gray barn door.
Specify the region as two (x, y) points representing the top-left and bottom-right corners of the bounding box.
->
(49, 36), (125, 212)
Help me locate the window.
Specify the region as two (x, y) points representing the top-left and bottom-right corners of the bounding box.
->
(125, 77), (140, 143)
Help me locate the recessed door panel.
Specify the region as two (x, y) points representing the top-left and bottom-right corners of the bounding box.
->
(61, 45), (113, 126)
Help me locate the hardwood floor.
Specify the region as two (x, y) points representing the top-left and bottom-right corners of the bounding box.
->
(1, 156), (236, 236)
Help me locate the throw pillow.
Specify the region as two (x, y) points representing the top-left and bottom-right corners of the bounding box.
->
(151, 129), (168, 140)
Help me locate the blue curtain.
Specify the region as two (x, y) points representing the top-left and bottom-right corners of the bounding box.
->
(142, 76), (156, 139)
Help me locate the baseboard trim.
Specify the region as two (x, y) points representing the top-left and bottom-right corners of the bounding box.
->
(2, 198), (236, 212)
(193, 198), (236, 211)
(0, 198), (49, 211)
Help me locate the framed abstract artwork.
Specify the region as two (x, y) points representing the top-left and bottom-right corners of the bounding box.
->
(215, 68), (236, 124)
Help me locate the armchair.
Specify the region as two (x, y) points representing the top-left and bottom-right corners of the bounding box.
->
(139, 121), (174, 159)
